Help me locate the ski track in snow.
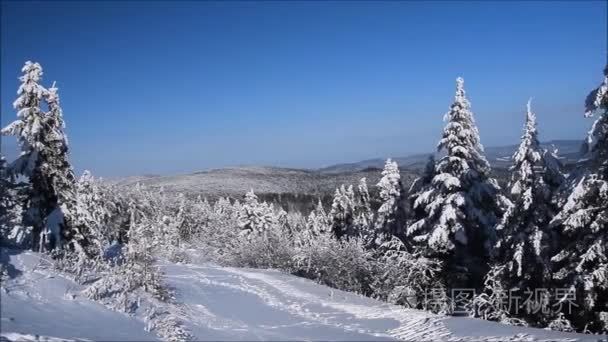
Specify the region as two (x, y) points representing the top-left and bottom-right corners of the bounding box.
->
(162, 262), (604, 341)
(2, 250), (607, 341)
(217, 267), (450, 340)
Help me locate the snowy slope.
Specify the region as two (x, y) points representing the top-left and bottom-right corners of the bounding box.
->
(2, 250), (606, 341)
(0, 249), (158, 341)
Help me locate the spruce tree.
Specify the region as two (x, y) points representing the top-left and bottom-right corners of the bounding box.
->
(2, 62), (87, 253)
(354, 178), (374, 242)
(307, 198), (329, 236)
(2, 61), (46, 158)
(44, 82), (89, 252)
(2, 61), (51, 251)
(406, 77), (509, 288)
(2, 61), (47, 178)
(238, 189), (277, 240)
(488, 100), (564, 326)
(75, 170), (110, 254)
(374, 159), (406, 245)
(329, 185), (355, 239)
(550, 66), (608, 333)
(0, 154), (19, 245)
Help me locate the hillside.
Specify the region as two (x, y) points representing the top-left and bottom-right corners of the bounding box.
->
(115, 166), (419, 201)
(112, 140), (581, 204)
(2, 249), (603, 342)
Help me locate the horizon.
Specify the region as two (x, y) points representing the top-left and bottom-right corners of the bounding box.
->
(41, 137), (591, 180)
(1, 1), (606, 177)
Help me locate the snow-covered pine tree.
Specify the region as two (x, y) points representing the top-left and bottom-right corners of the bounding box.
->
(315, 198), (328, 221)
(74, 170), (113, 254)
(374, 159), (406, 246)
(0, 154), (24, 246)
(232, 198), (243, 216)
(275, 207), (291, 235)
(485, 100), (564, 326)
(196, 195), (212, 217)
(372, 236), (447, 313)
(2, 62), (46, 175)
(354, 178), (374, 243)
(329, 185), (355, 239)
(406, 77), (509, 288)
(172, 192), (197, 242)
(549, 66), (608, 333)
(306, 198), (330, 237)
(43, 82), (89, 253)
(123, 204), (168, 301)
(214, 197), (232, 215)
(238, 189), (277, 240)
(1, 62), (86, 253)
(2, 62), (47, 249)
(189, 195), (212, 237)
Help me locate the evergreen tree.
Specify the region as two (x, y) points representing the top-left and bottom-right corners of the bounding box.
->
(374, 159), (406, 245)
(123, 205), (167, 301)
(196, 195), (212, 214)
(44, 82), (89, 252)
(550, 66), (608, 333)
(354, 178), (374, 243)
(2, 62), (46, 249)
(306, 199), (329, 237)
(406, 77), (509, 288)
(0, 154), (24, 246)
(214, 197), (232, 215)
(75, 170), (112, 254)
(2, 61), (46, 177)
(238, 189), (277, 240)
(329, 185), (355, 239)
(171, 192), (197, 241)
(485, 100), (564, 326)
(1, 62), (87, 252)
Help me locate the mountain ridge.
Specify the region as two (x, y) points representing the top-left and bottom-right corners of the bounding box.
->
(113, 140), (582, 202)
(318, 139), (583, 173)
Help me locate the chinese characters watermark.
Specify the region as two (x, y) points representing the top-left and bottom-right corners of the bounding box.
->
(423, 287), (579, 315)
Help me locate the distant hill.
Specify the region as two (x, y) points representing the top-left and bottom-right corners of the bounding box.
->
(116, 165), (419, 201)
(114, 140), (582, 212)
(319, 139), (583, 173)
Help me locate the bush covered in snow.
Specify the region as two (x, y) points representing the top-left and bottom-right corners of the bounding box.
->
(371, 237), (447, 312)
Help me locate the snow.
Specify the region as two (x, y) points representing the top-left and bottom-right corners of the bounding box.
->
(2, 248), (605, 341)
(0, 333), (87, 342)
(1, 250), (157, 341)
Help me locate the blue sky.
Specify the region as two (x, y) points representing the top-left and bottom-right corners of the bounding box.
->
(1, 1), (606, 177)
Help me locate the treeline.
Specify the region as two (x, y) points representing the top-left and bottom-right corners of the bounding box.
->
(0, 61), (607, 335)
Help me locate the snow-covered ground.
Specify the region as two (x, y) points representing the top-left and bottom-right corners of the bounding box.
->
(1, 249), (156, 341)
(2, 249), (606, 341)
